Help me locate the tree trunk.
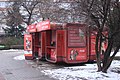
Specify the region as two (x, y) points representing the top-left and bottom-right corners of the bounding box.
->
(102, 39), (113, 68)
(27, 13), (32, 25)
(102, 41), (120, 73)
(102, 58), (112, 73)
(96, 33), (102, 71)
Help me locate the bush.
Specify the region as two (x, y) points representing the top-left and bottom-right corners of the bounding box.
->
(1, 37), (24, 49)
(10, 45), (24, 49)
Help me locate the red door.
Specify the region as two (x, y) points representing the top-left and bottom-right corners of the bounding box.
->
(89, 33), (96, 61)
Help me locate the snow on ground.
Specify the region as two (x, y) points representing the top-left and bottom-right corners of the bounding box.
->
(13, 55), (25, 60)
(1, 49), (24, 55)
(1, 49), (25, 60)
(111, 51), (120, 57)
(41, 60), (120, 80)
(9, 49), (120, 80)
(2, 49), (25, 60)
(2, 49), (20, 51)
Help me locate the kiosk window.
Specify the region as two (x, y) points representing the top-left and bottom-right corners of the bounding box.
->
(51, 30), (56, 46)
(68, 27), (86, 47)
(38, 33), (41, 45)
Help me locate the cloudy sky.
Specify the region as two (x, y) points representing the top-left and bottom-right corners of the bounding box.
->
(0, 2), (6, 8)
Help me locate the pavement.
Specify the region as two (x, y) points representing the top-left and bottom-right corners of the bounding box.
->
(0, 50), (57, 80)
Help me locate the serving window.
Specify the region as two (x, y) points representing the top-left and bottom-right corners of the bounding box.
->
(38, 33), (41, 46)
(68, 26), (86, 47)
(51, 30), (56, 46)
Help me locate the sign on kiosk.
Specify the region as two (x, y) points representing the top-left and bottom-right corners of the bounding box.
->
(24, 34), (32, 51)
(36, 20), (50, 31)
(24, 34), (33, 59)
(27, 24), (36, 32)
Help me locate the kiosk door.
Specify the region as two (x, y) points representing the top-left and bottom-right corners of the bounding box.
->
(89, 33), (96, 61)
(38, 32), (46, 59)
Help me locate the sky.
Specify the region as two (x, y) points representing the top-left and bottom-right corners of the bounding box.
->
(0, 2), (6, 8)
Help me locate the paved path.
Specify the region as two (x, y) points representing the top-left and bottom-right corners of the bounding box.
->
(0, 50), (57, 80)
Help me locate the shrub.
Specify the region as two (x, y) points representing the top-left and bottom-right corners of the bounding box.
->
(1, 37), (24, 49)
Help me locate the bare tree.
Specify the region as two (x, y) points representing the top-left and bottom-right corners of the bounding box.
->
(3, 1), (24, 37)
(37, 0), (84, 23)
(81, 0), (120, 73)
(21, 0), (39, 25)
(5, 0), (84, 24)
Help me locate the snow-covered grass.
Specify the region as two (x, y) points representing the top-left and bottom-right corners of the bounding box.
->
(2, 49), (23, 52)
(10, 49), (120, 80)
(111, 51), (120, 57)
(41, 60), (120, 80)
(41, 51), (120, 80)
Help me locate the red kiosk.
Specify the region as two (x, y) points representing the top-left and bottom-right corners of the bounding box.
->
(24, 20), (107, 64)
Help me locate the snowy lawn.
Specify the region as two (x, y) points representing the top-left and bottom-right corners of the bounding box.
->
(41, 61), (120, 80)
(41, 51), (120, 80)
(12, 49), (120, 80)
(2, 49), (22, 51)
